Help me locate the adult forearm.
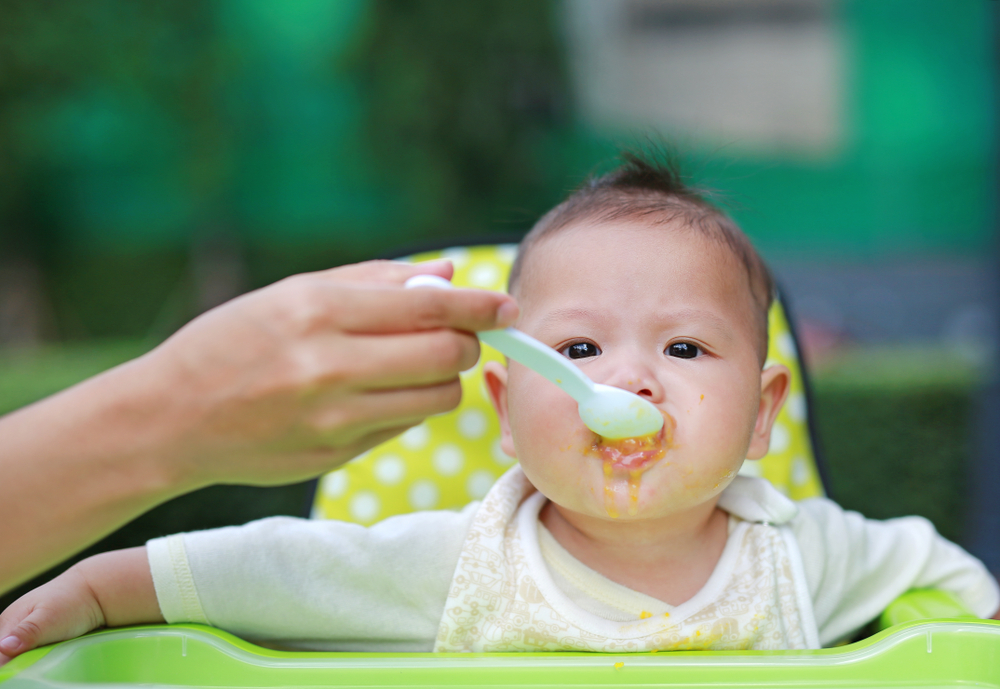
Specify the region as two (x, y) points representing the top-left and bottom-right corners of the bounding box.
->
(0, 259), (517, 596)
(0, 355), (192, 595)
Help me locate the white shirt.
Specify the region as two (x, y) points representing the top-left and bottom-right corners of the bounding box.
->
(148, 474), (998, 651)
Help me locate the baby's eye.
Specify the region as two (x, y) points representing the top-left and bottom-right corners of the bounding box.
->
(560, 341), (601, 359)
(666, 342), (700, 359)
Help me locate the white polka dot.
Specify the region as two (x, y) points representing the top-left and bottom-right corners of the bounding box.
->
(468, 262), (501, 288)
(400, 425), (430, 451)
(776, 484), (790, 496)
(408, 479), (440, 510)
(791, 456), (811, 486)
(373, 455), (406, 485)
(432, 444), (465, 476)
(765, 358), (778, 369)
(786, 392), (806, 423)
(440, 248), (470, 268)
(738, 461), (762, 477)
(466, 470), (496, 499)
(349, 492), (380, 523)
(491, 438), (516, 466)
(321, 471), (348, 499)
(458, 409), (488, 440)
(776, 332), (796, 359)
(769, 422), (790, 454)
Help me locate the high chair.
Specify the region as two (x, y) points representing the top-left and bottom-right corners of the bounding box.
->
(1, 241), (996, 688)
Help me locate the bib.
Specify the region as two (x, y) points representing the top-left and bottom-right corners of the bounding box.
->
(434, 467), (819, 652)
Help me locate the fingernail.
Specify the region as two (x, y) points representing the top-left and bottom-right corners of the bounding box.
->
(496, 301), (519, 328)
(0, 636), (21, 654)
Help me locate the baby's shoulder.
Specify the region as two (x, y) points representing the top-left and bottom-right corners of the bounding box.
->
(788, 496), (936, 558)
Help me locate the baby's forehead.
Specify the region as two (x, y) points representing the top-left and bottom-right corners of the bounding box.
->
(514, 219), (753, 297)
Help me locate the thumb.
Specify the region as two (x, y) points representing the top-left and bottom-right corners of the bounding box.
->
(0, 590), (102, 662)
(0, 606), (80, 659)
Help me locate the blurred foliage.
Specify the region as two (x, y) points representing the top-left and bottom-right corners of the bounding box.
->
(0, 0), (226, 250)
(0, 0), (572, 341)
(0, 0), (236, 341)
(354, 0), (571, 242)
(0, 341), (983, 610)
(814, 383), (974, 545)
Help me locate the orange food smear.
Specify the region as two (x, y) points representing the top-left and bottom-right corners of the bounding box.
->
(603, 483), (619, 519)
(588, 412), (675, 467)
(627, 469), (642, 516)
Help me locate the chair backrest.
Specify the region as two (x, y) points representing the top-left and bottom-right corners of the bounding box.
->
(311, 244), (824, 524)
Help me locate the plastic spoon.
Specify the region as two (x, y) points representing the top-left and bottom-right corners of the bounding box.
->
(404, 274), (664, 440)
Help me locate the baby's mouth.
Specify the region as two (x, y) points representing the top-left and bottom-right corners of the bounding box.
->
(588, 410), (676, 471)
(586, 410), (676, 519)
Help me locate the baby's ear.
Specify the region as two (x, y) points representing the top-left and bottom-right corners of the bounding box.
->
(483, 361), (516, 460)
(746, 364), (791, 460)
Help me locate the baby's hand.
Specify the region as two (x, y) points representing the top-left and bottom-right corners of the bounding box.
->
(0, 546), (160, 666)
(0, 567), (104, 665)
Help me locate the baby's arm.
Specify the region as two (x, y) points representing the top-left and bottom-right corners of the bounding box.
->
(795, 499), (1000, 645)
(0, 547), (162, 664)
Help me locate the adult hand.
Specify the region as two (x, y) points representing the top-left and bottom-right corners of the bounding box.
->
(148, 258), (518, 486)
(0, 258), (518, 594)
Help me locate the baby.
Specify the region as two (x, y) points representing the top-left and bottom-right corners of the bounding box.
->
(1, 152), (997, 659)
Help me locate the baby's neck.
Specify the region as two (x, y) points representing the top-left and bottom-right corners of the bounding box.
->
(539, 499), (730, 607)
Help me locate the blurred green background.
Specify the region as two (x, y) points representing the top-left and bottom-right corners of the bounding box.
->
(0, 0), (997, 608)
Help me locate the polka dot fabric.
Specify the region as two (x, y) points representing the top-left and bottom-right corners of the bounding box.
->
(736, 301), (825, 500)
(312, 246), (518, 524)
(312, 245), (823, 525)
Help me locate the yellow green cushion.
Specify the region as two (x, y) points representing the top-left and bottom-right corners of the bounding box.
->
(312, 244), (823, 524)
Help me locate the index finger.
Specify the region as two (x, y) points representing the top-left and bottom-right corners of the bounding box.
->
(320, 282), (519, 334)
(318, 259), (456, 286)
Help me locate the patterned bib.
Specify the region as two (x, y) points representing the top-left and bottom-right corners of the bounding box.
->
(435, 467), (818, 652)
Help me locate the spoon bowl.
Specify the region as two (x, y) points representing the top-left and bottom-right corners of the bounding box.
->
(579, 384), (664, 440)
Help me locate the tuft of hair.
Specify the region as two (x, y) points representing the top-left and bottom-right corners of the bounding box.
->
(509, 149), (775, 364)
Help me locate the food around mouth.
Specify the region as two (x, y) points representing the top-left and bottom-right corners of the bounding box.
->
(590, 411), (676, 471)
(587, 411), (676, 518)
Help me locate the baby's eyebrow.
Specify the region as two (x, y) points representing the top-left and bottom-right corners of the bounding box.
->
(533, 306), (731, 332)
(533, 307), (610, 329)
(657, 308), (737, 339)
(659, 308), (729, 329)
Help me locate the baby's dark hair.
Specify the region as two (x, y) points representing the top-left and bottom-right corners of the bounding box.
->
(509, 150), (774, 363)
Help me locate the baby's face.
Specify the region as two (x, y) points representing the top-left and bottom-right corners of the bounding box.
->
(485, 220), (787, 522)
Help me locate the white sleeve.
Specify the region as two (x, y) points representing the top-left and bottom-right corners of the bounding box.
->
(791, 497), (999, 646)
(146, 504), (478, 652)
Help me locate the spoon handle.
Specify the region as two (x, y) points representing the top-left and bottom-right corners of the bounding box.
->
(478, 328), (594, 403)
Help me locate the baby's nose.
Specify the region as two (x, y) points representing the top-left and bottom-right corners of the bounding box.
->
(602, 361), (664, 403)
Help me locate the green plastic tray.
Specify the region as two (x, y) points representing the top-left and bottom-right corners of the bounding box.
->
(1, 619), (998, 688)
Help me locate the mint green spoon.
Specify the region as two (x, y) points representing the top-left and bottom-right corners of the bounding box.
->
(405, 274), (664, 440)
